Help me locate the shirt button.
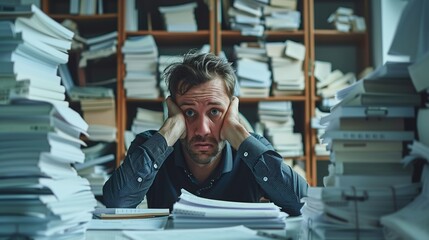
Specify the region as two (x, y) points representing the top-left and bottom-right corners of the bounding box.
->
(137, 177), (142, 183)
(153, 163), (158, 169)
(263, 177), (268, 182)
(243, 152), (248, 157)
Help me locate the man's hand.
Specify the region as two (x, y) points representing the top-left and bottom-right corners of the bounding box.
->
(159, 96), (186, 146)
(220, 96), (250, 150)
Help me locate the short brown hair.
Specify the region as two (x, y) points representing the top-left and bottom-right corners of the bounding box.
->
(163, 50), (236, 101)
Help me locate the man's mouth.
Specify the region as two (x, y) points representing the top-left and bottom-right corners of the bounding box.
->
(193, 142), (213, 151)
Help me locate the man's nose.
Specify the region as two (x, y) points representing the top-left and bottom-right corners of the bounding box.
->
(194, 115), (211, 136)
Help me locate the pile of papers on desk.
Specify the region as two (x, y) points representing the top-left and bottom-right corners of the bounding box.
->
(172, 189), (288, 229)
(0, 3), (97, 238)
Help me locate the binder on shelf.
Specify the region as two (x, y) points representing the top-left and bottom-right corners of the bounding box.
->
(321, 130), (415, 142)
(331, 93), (421, 111)
(320, 106), (415, 125)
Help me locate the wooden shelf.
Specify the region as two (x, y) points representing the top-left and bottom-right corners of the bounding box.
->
(50, 13), (117, 21)
(127, 31), (210, 45)
(239, 96), (307, 103)
(314, 29), (368, 43)
(316, 156), (330, 161)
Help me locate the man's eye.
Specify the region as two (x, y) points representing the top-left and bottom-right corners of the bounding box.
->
(185, 110), (195, 117)
(210, 109), (220, 116)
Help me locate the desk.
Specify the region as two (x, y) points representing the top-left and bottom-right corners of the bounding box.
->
(85, 217), (302, 240)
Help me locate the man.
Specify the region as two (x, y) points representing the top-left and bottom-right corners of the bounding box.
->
(103, 51), (308, 216)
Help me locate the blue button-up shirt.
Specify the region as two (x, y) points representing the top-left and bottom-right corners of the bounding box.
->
(103, 130), (308, 216)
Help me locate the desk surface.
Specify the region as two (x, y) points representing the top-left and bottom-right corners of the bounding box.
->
(85, 217), (303, 240)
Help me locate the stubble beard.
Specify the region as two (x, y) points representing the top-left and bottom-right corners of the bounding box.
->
(181, 135), (225, 165)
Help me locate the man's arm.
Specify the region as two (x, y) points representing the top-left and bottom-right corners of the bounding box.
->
(239, 135), (308, 216)
(220, 97), (308, 216)
(103, 97), (186, 208)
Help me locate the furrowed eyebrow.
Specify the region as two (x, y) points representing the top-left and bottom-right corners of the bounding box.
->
(179, 101), (225, 107)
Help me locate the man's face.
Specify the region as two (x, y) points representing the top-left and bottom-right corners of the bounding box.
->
(175, 78), (230, 165)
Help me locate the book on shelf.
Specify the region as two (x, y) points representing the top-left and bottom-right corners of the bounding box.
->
(321, 130), (415, 143)
(158, 2), (198, 32)
(336, 78), (417, 101)
(264, 10), (300, 31)
(329, 140), (403, 153)
(81, 142), (114, 159)
(331, 150), (404, 163)
(325, 117), (405, 132)
(233, 0), (263, 17)
(93, 208), (170, 220)
(333, 175), (413, 188)
(257, 0), (297, 9)
(331, 161), (412, 176)
(238, 87), (270, 98)
(135, 107), (164, 123)
(236, 58), (271, 83)
(284, 40), (305, 61)
(317, 72), (356, 98)
(320, 106), (415, 125)
(331, 92), (422, 111)
(316, 69), (344, 89)
(314, 60), (332, 82)
(86, 124), (117, 142)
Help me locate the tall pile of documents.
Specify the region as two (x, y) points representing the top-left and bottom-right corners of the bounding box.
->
(301, 63), (421, 239)
(0, 3), (96, 239)
(300, 1), (426, 238)
(378, 1), (429, 238)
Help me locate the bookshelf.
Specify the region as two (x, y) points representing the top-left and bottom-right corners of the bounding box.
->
(308, 0), (372, 186)
(41, 0), (372, 187)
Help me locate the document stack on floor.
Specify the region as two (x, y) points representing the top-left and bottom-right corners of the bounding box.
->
(0, 3), (96, 239)
(380, 1), (429, 238)
(172, 189), (288, 229)
(300, 60), (422, 239)
(300, 1), (426, 236)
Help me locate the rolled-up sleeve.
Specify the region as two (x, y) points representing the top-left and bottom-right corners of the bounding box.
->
(103, 131), (173, 208)
(238, 134), (308, 216)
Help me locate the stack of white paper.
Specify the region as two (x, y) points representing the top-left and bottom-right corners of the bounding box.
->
(172, 189), (287, 229)
(0, 101), (97, 239)
(122, 35), (160, 99)
(257, 101), (303, 159)
(0, 4), (97, 238)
